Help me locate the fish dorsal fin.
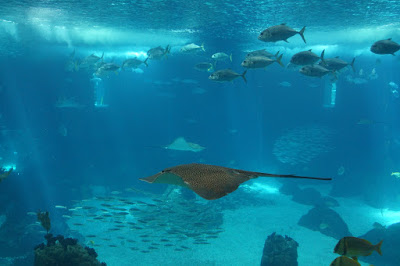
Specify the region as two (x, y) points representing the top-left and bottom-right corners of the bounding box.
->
(388, 38), (392, 40)
(308, 49), (312, 52)
(281, 23), (286, 25)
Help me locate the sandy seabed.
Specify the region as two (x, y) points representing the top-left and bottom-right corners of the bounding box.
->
(69, 183), (392, 266)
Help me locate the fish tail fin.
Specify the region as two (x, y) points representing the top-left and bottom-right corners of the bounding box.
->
(299, 26), (306, 43)
(201, 43), (205, 52)
(230, 53), (233, 62)
(375, 240), (383, 255)
(164, 45), (171, 59)
(144, 57), (149, 67)
(350, 57), (356, 73)
(100, 52), (104, 59)
(241, 70), (247, 83)
(276, 54), (284, 67)
(320, 49), (325, 63)
(274, 51), (280, 58)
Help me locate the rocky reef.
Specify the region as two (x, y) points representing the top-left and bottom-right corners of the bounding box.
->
(358, 222), (400, 266)
(260, 232), (298, 266)
(34, 210), (106, 266)
(298, 206), (351, 239)
(34, 234), (106, 266)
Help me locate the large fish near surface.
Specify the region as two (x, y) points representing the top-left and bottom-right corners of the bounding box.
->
(258, 23), (306, 43)
(290, 49), (325, 66)
(300, 65), (333, 78)
(241, 54), (284, 68)
(147, 45), (171, 60)
(209, 69), (247, 83)
(319, 57), (356, 72)
(370, 38), (400, 55)
(246, 49), (277, 58)
(79, 53), (104, 70)
(180, 43), (205, 53)
(95, 63), (120, 77)
(122, 58), (148, 69)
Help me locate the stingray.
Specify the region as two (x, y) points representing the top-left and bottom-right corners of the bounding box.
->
(140, 163), (331, 200)
(164, 137), (205, 152)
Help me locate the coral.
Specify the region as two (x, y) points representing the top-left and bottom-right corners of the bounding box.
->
(273, 125), (334, 165)
(36, 211), (51, 234)
(34, 234), (106, 266)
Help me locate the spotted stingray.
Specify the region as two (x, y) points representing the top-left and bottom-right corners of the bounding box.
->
(140, 163), (331, 200)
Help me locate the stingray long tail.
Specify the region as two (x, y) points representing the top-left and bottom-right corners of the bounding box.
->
(252, 171), (331, 181)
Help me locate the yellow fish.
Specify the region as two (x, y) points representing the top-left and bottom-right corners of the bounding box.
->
(334, 236), (382, 259)
(330, 256), (360, 266)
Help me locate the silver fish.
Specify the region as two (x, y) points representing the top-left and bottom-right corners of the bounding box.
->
(258, 23), (306, 43)
(208, 69), (247, 83)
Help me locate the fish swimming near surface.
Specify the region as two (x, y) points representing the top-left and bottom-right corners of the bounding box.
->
(246, 49), (277, 58)
(212, 52), (232, 62)
(194, 62), (214, 72)
(95, 63), (120, 77)
(0, 168), (13, 183)
(180, 43), (205, 53)
(79, 53), (104, 70)
(140, 163), (331, 200)
(330, 256), (361, 266)
(300, 65), (333, 78)
(241, 54), (284, 68)
(320, 57), (356, 72)
(370, 38), (400, 55)
(258, 23), (306, 43)
(290, 49), (325, 66)
(147, 45), (171, 60)
(334, 236), (383, 258)
(122, 58), (148, 69)
(209, 69), (247, 83)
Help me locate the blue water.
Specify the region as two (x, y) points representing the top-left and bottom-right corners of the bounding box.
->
(1, 1), (400, 265)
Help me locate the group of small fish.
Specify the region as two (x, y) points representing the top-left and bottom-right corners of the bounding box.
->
(41, 192), (224, 254)
(330, 236), (382, 265)
(66, 45), (172, 77)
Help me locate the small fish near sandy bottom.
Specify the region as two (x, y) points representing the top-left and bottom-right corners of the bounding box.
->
(140, 163), (331, 200)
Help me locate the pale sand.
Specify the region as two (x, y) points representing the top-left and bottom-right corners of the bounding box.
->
(70, 182), (393, 266)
